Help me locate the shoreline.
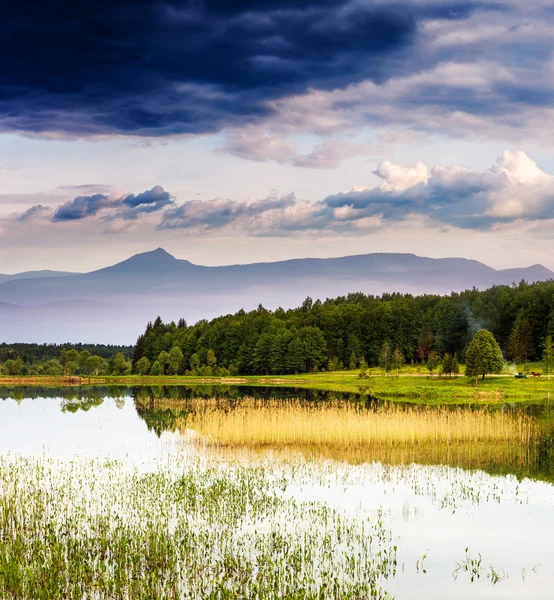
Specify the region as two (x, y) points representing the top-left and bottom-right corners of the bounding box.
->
(0, 372), (550, 404)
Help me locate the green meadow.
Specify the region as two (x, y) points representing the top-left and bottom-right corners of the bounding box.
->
(11, 364), (549, 404)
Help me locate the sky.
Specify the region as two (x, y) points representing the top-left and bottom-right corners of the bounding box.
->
(2, 0), (554, 273)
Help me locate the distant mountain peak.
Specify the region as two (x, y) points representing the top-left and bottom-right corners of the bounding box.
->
(82, 247), (185, 278)
(120, 247), (180, 266)
(136, 247), (175, 260)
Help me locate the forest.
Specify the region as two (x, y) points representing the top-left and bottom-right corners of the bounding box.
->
(0, 343), (133, 376)
(131, 279), (554, 376)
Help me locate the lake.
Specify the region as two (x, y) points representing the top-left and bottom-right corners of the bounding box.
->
(1, 386), (553, 599)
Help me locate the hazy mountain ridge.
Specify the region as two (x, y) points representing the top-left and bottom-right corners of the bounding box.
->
(0, 249), (552, 343)
(0, 270), (77, 285)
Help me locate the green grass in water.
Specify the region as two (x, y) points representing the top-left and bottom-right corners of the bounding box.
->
(0, 457), (397, 599)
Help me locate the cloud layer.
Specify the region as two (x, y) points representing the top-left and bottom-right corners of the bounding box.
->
(10, 151), (554, 236)
(159, 151), (554, 233)
(0, 0), (508, 137)
(16, 186), (173, 225)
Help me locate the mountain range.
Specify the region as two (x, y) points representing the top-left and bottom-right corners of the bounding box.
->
(0, 248), (552, 343)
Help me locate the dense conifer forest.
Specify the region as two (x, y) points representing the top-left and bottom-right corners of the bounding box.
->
(132, 280), (554, 376)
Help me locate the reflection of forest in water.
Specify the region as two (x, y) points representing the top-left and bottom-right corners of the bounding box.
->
(2, 384), (554, 482)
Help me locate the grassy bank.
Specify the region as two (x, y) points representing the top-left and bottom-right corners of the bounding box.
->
(1, 369), (553, 403)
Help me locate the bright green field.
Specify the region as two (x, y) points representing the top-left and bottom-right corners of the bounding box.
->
(3, 364), (552, 404)
(92, 359), (553, 403)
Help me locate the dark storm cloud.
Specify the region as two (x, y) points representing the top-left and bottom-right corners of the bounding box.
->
(0, 0), (496, 137)
(120, 185), (174, 219)
(52, 194), (115, 222)
(35, 186), (173, 222)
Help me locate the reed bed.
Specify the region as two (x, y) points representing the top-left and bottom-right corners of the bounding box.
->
(173, 398), (536, 449)
(248, 441), (538, 474)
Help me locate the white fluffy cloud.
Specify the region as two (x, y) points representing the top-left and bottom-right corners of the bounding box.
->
(9, 151), (554, 239)
(160, 151), (554, 234)
(373, 160), (429, 191)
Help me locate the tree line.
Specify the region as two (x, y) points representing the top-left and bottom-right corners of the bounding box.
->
(0, 344), (133, 377)
(131, 279), (554, 376)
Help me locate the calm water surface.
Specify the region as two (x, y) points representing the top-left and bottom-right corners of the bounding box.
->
(1, 385), (554, 600)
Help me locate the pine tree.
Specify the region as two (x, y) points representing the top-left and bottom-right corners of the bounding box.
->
(442, 353), (453, 378)
(426, 351), (439, 377)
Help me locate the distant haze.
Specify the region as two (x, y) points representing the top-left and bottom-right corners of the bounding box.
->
(0, 248), (552, 344)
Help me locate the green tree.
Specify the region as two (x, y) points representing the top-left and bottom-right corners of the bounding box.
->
(254, 334), (272, 374)
(112, 352), (130, 375)
(157, 350), (170, 375)
(168, 346), (184, 375)
(12, 358), (24, 376)
(287, 335), (305, 374)
(465, 329), (504, 383)
(65, 361), (77, 376)
(451, 355), (460, 377)
(88, 355), (104, 376)
(43, 359), (63, 376)
(300, 327), (327, 372)
(442, 353), (453, 378)
(190, 353), (200, 372)
(392, 347), (405, 373)
(270, 331), (292, 374)
(207, 349), (217, 369)
(3, 360), (14, 375)
(150, 360), (163, 376)
(61, 349), (80, 376)
(349, 351), (357, 371)
(426, 351), (439, 377)
(508, 316), (533, 364)
(379, 341), (392, 375)
(543, 335), (554, 381)
(136, 356), (151, 375)
(78, 351), (92, 376)
(418, 326), (434, 362)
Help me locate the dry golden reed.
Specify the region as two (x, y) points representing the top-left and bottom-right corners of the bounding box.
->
(173, 398), (535, 449)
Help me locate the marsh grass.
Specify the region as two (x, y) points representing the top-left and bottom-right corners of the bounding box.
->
(0, 456), (397, 599)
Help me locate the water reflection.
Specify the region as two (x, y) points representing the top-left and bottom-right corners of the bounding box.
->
(1, 386), (554, 599)
(133, 391), (554, 484)
(1, 384), (553, 483)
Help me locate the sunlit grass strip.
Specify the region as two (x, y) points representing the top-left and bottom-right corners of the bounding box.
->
(174, 398), (536, 448)
(0, 457), (396, 599)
